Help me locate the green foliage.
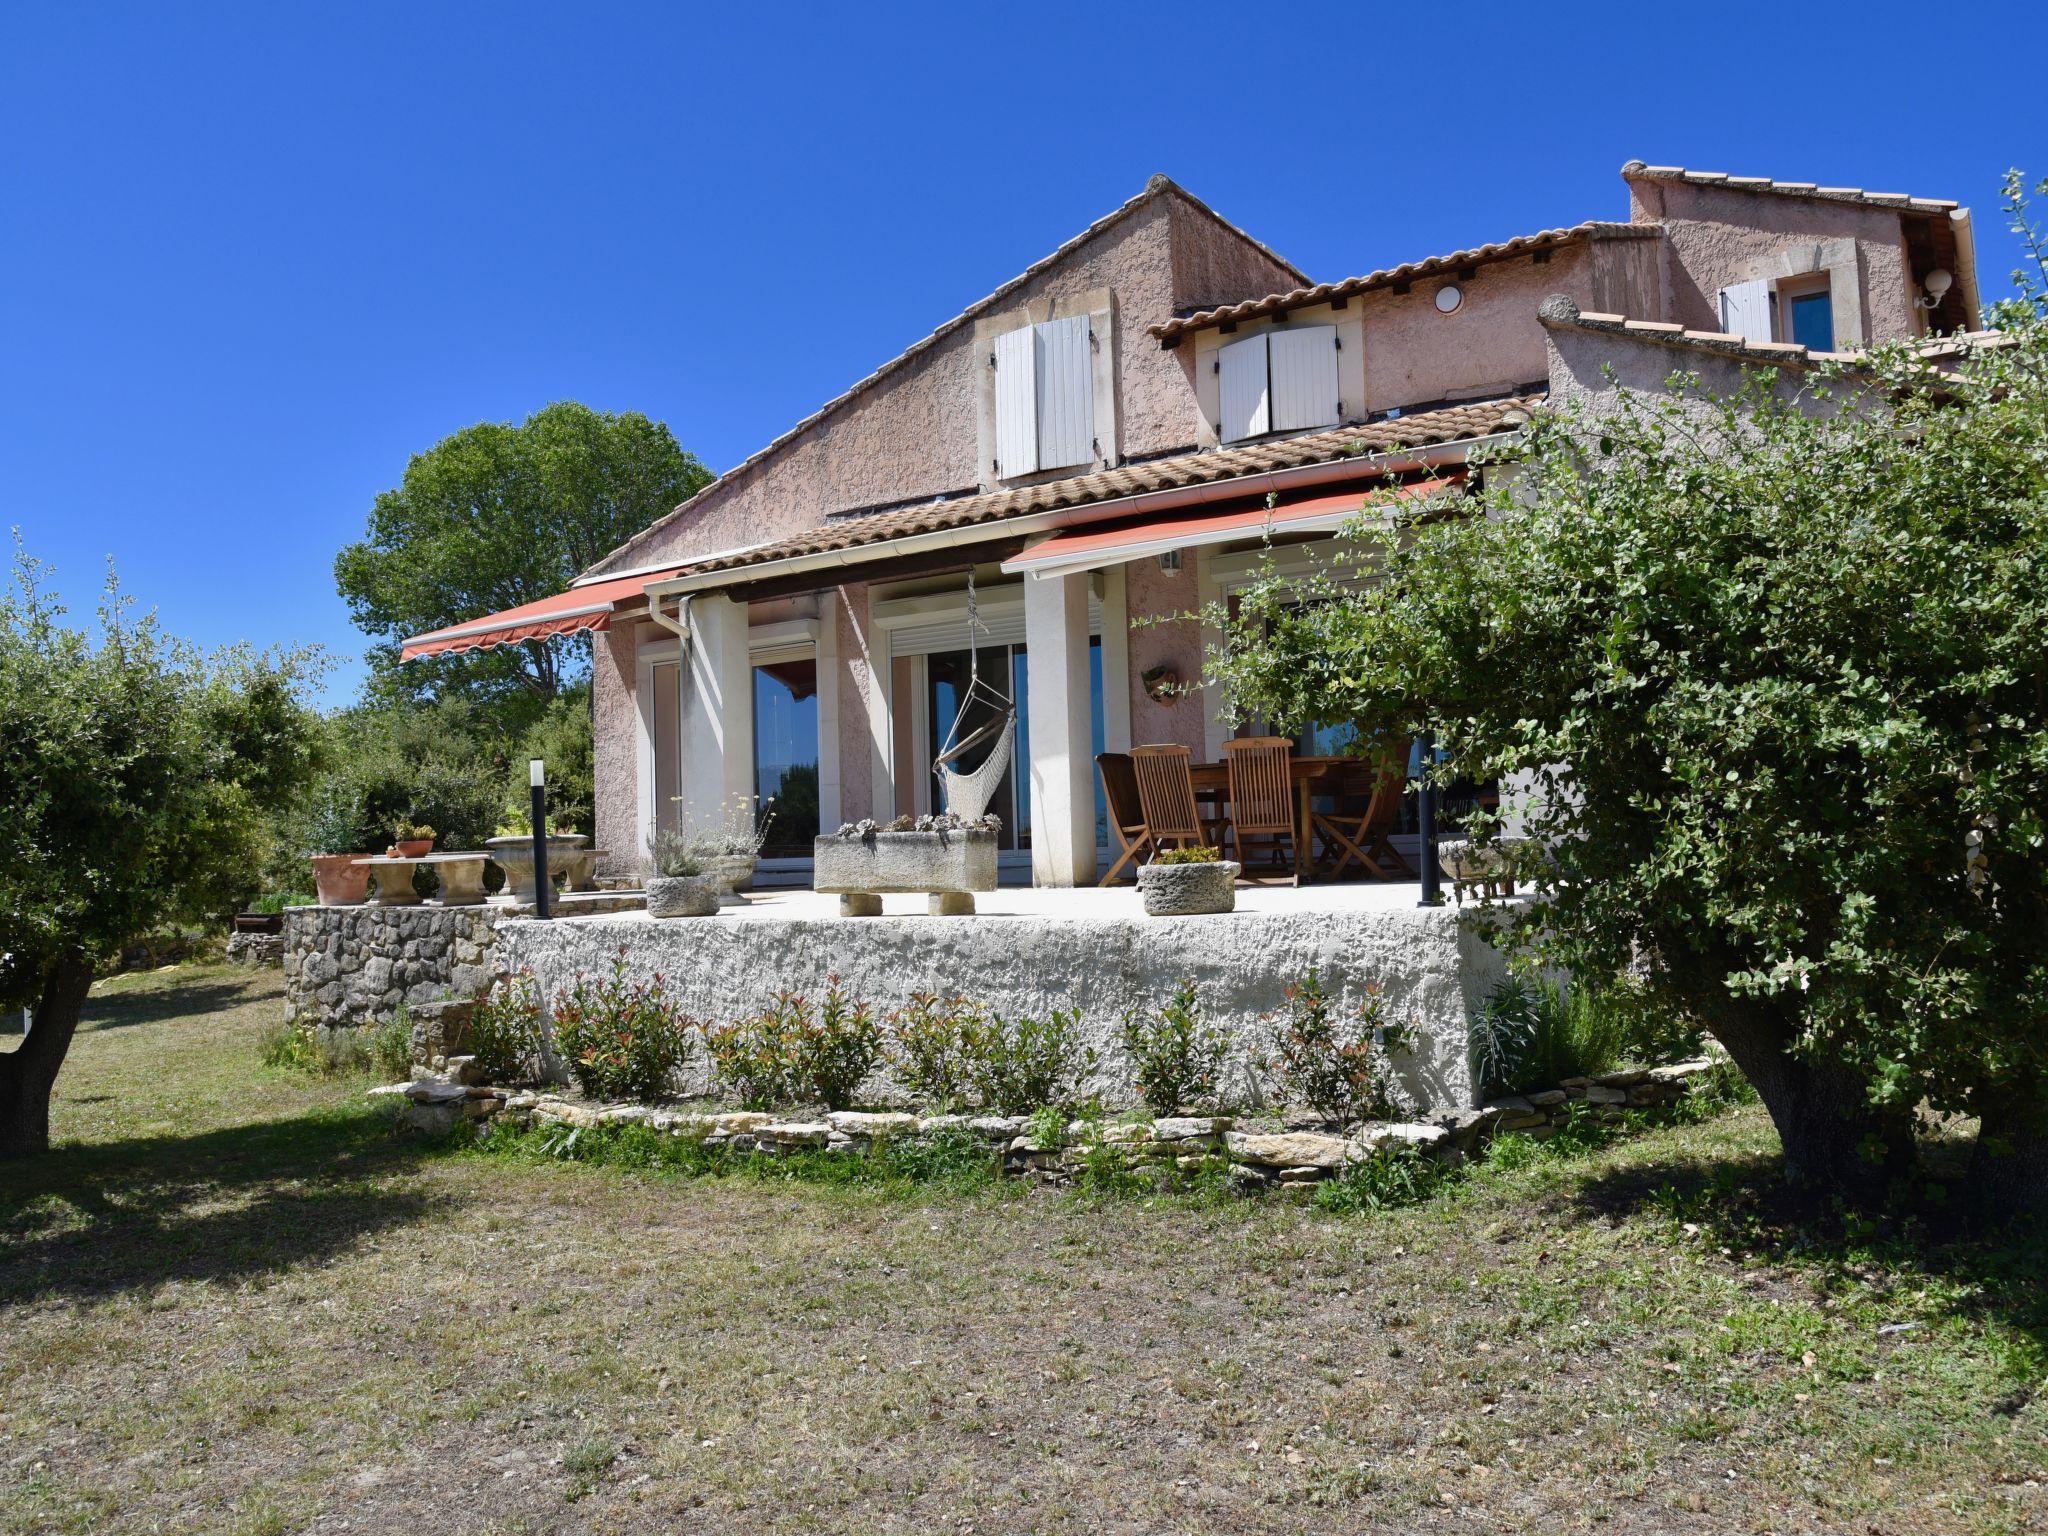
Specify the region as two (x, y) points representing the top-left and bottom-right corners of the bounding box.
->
(370, 1009), (414, 1080)
(549, 948), (695, 1100)
(0, 544), (324, 1008)
(1119, 979), (1228, 1113)
(701, 976), (883, 1110)
(1151, 845), (1223, 866)
(1205, 234), (2048, 1195)
(335, 401), (711, 708)
(391, 819), (435, 844)
(1025, 1104), (1068, 1149)
(501, 686), (596, 838)
(1312, 1146), (1453, 1214)
(645, 826), (702, 879)
(886, 992), (979, 1112)
(258, 1019), (323, 1075)
(958, 1006), (1096, 1115)
(1257, 970), (1410, 1124)
(1472, 975), (1630, 1097)
(465, 972), (549, 1084)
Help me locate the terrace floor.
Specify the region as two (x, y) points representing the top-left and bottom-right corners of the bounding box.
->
(670, 877), (1471, 924)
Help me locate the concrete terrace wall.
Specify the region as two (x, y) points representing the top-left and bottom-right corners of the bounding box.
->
(498, 904), (1510, 1112)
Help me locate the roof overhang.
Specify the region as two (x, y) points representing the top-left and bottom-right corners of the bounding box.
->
(999, 479), (1459, 579)
(399, 566), (687, 660)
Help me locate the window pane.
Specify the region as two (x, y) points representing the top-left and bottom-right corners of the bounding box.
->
(1789, 291), (1833, 352)
(753, 659), (819, 857)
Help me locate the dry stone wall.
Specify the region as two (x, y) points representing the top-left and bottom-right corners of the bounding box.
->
(282, 905), (502, 1031)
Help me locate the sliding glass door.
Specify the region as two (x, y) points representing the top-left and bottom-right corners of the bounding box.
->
(753, 657), (820, 857)
(925, 639), (1105, 852)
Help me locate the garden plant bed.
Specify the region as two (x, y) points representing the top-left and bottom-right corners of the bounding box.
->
(3, 964), (2042, 1535)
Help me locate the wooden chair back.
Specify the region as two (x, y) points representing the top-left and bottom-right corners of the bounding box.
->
(1130, 744), (1205, 845)
(1223, 736), (1294, 835)
(1095, 753), (1143, 835)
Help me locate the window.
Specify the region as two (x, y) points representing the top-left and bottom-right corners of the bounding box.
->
(994, 315), (1094, 476)
(1784, 286), (1834, 352)
(753, 659), (820, 857)
(926, 638), (1105, 852)
(1217, 326), (1339, 444)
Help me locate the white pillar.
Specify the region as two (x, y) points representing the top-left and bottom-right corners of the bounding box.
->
(1024, 570), (1096, 886)
(677, 593), (755, 833)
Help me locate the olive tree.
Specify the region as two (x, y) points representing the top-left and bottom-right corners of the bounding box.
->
(1206, 301), (2048, 1216)
(0, 547), (321, 1156)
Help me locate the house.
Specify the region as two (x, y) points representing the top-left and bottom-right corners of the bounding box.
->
(401, 161), (1985, 886)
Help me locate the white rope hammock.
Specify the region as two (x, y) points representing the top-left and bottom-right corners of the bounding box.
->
(933, 570), (1017, 820)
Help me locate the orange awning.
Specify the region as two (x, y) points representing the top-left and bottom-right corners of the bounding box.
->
(999, 478), (1459, 578)
(400, 567), (685, 660)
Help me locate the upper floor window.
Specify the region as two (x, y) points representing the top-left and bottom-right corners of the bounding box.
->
(1718, 276), (1834, 351)
(1781, 279), (1835, 352)
(994, 315), (1094, 477)
(1217, 326), (1339, 444)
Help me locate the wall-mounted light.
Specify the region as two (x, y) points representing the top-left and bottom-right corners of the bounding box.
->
(1914, 268), (1953, 311)
(1434, 283), (1463, 314)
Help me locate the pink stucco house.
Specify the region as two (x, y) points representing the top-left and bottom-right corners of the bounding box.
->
(404, 160), (1985, 886)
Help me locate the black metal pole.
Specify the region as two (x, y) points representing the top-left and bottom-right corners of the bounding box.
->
(1416, 729), (1443, 907)
(529, 758), (551, 920)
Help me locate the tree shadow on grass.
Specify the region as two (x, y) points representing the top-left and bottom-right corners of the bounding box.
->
(1564, 1141), (2048, 1403)
(78, 977), (256, 1032)
(0, 1102), (453, 1305)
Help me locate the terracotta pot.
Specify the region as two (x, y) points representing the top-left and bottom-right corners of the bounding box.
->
(308, 853), (371, 907)
(394, 838), (433, 858)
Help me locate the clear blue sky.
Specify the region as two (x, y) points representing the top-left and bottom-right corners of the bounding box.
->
(3, 2), (2040, 705)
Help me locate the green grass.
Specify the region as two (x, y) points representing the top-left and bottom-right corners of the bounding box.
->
(1, 962), (2043, 1534)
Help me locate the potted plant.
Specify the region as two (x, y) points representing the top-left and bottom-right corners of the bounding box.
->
(644, 827), (719, 918)
(813, 812), (1001, 914)
(680, 793), (775, 904)
(484, 816), (589, 903)
(1137, 845), (1241, 916)
(392, 820), (436, 859)
(1142, 665), (1181, 704)
(305, 784), (375, 907)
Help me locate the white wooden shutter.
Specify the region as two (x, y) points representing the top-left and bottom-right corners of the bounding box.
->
(1717, 279), (1775, 343)
(994, 325), (1038, 477)
(1268, 325), (1339, 432)
(1033, 315), (1094, 470)
(1218, 334), (1270, 443)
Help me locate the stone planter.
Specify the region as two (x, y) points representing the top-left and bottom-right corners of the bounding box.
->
(1137, 860), (1241, 916)
(645, 875), (718, 918)
(308, 852), (372, 907)
(813, 829), (997, 915)
(701, 853), (756, 905)
(486, 834), (584, 903)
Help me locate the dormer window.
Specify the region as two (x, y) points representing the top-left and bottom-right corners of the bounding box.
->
(1717, 275), (1834, 351)
(993, 315), (1094, 476)
(1216, 326), (1340, 444)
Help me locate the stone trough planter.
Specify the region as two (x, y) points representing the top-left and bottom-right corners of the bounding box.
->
(813, 829), (998, 916)
(1137, 859), (1241, 916)
(485, 833), (589, 903)
(699, 853), (756, 906)
(645, 874), (719, 918)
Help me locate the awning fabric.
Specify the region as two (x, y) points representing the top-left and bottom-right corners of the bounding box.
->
(400, 567), (685, 660)
(1000, 477), (1459, 579)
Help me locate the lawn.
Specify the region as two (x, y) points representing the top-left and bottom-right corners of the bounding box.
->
(1, 965), (2042, 1535)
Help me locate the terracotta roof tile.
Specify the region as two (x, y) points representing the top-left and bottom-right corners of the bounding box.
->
(663, 395), (1537, 582)
(1623, 161), (1960, 214)
(1148, 221), (1658, 343)
(1537, 294), (2008, 369)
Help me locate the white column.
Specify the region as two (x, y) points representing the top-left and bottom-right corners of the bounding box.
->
(815, 591), (842, 832)
(677, 593), (755, 833)
(1024, 570), (1096, 886)
(1098, 565), (1133, 753)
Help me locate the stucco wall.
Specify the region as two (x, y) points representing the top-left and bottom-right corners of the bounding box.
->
(1543, 315), (1847, 421)
(834, 581), (878, 822)
(1121, 551), (1207, 752)
(592, 619), (644, 878)
(1628, 177), (1917, 343)
(592, 189), (1301, 579)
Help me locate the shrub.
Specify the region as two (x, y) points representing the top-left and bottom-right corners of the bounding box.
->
(370, 1008), (414, 1079)
(1312, 1145), (1453, 1214)
(259, 1019), (322, 1074)
(1152, 845), (1222, 865)
(1471, 975), (1630, 1097)
(1258, 968), (1410, 1125)
(887, 992), (978, 1111)
(959, 1006), (1095, 1114)
(467, 971), (549, 1083)
(550, 948), (695, 1100)
(1120, 979), (1227, 1114)
(645, 825), (703, 879)
(702, 975), (882, 1110)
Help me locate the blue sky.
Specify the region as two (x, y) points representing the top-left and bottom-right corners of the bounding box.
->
(3, 2), (2040, 705)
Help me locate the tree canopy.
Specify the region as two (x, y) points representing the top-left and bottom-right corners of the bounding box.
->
(0, 545), (323, 1154)
(335, 401), (711, 711)
(1207, 259), (2048, 1218)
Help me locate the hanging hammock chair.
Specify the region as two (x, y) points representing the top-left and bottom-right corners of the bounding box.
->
(933, 571), (1017, 820)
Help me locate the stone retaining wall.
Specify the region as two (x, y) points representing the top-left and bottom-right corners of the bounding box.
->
(282, 905), (502, 1031)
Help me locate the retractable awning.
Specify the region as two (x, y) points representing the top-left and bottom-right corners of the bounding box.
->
(399, 566), (686, 660)
(998, 478), (1459, 580)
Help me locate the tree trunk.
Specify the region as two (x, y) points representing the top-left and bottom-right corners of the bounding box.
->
(0, 953), (95, 1158)
(1970, 1085), (2048, 1226)
(1706, 997), (1916, 1212)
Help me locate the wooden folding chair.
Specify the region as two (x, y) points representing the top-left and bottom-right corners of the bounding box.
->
(1095, 752), (1150, 886)
(1223, 736), (1303, 883)
(1312, 759), (1413, 881)
(1130, 744), (1229, 857)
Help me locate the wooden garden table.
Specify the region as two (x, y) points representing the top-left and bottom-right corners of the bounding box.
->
(1187, 756), (1382, 882)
